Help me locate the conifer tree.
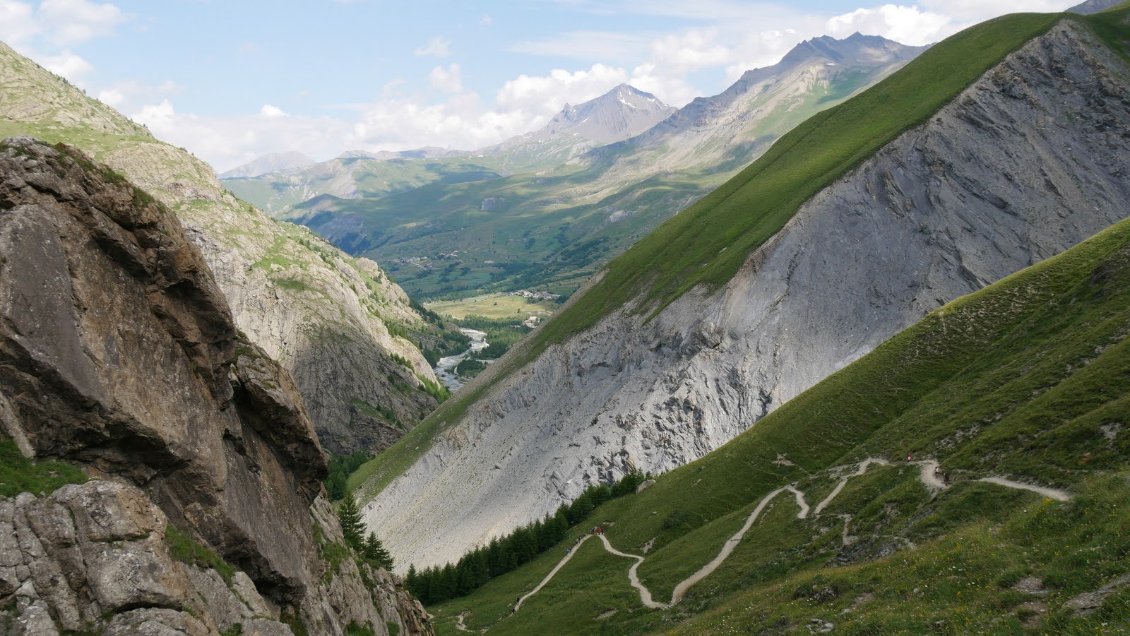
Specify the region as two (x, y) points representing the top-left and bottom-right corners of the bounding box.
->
(364, 531), (394, 570)
(337, 493), (365, 550)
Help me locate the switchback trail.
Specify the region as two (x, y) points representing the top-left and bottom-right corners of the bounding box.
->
(506, 458), (1073, 618)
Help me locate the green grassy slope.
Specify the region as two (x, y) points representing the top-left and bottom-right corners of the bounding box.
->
(426, 186), (1130, 635)
(349, 10), (1076, 502)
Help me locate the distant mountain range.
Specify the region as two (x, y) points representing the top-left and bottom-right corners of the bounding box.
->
(224, 33), (923, 300)
(219, 150), (315, 178)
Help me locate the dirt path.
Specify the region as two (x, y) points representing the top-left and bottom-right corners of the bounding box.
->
(668, 484), (810, 605)
(917, 460), (948, 491)
(815, 459), (890, 515)
(513, 534), (593, 611)
(509, 458), (1072, 616)
(979, 476), (1071, 501)
(454, 611), (471, 632)
(596, 535), (668, 609)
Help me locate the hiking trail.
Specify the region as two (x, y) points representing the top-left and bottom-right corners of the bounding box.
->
(500, 458), (1073, 620)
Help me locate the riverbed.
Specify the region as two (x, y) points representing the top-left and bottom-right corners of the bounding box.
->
(434, 328), (488, 392)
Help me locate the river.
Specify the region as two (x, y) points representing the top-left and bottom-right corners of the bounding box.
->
(434, 328), (488, 392)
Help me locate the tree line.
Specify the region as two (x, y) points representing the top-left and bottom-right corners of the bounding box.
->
(404, 471), (648, 605)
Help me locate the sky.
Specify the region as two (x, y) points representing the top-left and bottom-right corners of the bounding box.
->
(0, 0), (1080, 172)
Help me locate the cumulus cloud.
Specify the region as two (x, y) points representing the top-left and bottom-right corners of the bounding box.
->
(260, 104), (287, 118)
(414, 35), (451, 58)
(826, 5), (950, 46)
(0, 0), (124, 85)
(132, 98), (355, 172)
(38, 0), (123, 46)
(39, 49), (92, 78)
(96, 78), (180, 109)
(648, 29), (731, 72)
(429, 63), (463, 94)
(497, 63), (630, 113)
(0, 0), (38, 45)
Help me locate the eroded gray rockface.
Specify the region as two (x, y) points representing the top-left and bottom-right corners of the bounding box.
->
(363, 20), (1130, 570)
(0, 139), (430, 634)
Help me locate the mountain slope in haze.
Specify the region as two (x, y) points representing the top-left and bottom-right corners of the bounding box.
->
(222, 85), (670, 218)
(0, 42), (444, 455)
(477, 83), (676, 174)
(356, 12), (1130, 570)
(223, 149), (495, 216)
(428, 173), (1130, 636)
(219, 150), (315, 178)
(289, 34), (923, 300)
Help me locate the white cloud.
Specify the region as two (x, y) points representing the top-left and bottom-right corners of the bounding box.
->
(38, 0), (124, 46)
(648, 29), (731, 72)
(133, 98), (355, 173)
(260, 104), (287, 118)
(0, 1), (38, 45)
(724, 28), (803, 82)
(0, 0), (124, 85)
(95, 77), (180, 110)
(414, 35), (450, 58)
(497, 63), (630, 114)
(826, 5), (950, 46)
(919, 0), (1074, 22)
(479, 15), (493, 27)
(429, 63), (463, 94)
(40, 49), (92, 78)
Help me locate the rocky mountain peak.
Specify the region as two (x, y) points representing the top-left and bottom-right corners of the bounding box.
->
(776, 31), (920, 71)
(543, 83), (675, 144)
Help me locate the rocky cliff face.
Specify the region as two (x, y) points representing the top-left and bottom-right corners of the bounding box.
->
(363, 20), (1130, 570)
(0, 139), (430, 635)
(0, 42), (439, 456)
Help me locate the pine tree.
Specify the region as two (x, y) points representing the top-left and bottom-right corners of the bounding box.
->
(364, 531), (394, 570)
(337, 493), (365, 550)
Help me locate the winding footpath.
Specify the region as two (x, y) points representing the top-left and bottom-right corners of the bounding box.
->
(508, 458), (1073, 617)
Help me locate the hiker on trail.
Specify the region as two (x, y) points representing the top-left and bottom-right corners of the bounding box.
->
(907, 453), (913, 461)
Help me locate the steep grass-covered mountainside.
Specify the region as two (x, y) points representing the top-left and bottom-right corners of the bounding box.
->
(239, 35), (920, 300)
(0, 139), (429, 635)
(356, 10), (1130, 571)
(427, 172), (1130, 636)
(0, 42), (444, 455)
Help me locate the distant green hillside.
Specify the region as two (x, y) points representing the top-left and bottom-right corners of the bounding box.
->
(225, 157), (502, 216)
(348, 10), (1074, 502)
(424, 163), (1130, 635)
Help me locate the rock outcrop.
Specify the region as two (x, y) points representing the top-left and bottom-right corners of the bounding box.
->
(0, 41), (439, 455)
(363, 19), (1130, 570)
(0, 139), (430, 634)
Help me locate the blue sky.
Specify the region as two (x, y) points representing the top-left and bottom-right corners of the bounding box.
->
(1, 0), (1078, 171)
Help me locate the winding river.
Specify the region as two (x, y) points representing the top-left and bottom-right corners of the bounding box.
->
(434, 328), (488, 392)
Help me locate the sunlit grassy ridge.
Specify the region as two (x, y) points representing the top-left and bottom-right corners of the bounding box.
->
(426, 187), (1130, 635)
(351, 10), (1069, 502)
